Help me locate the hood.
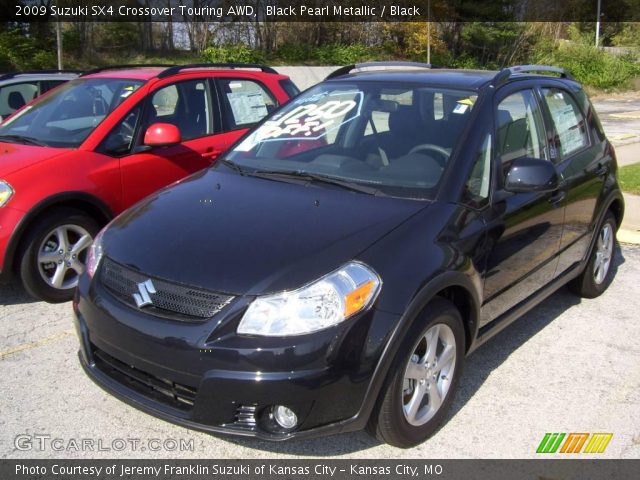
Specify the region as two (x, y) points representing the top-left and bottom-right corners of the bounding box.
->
(104, 168), (428, 295)
(0, 142), (71, 177)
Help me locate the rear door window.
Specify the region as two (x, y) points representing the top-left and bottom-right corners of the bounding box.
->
(217, 79), (277, 131)
(542, 88), (589, 158)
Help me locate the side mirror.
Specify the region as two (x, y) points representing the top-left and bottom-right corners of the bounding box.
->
(143, 123), (181, 147)
(504, 157), (559, 193)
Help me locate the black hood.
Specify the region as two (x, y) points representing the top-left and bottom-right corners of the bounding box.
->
(104, 168), (427, 295)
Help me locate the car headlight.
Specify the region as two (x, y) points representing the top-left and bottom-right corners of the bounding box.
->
(0, 181), (14, 207)
(237, 262), (381, 336)
(85, 226), (106, 278)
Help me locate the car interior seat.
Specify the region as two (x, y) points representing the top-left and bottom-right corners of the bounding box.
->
(179, 88), (207, 139)
(497, 109), (532, 164)
(8, 91), (26, 111)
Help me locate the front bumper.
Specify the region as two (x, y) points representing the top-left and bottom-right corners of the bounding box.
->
(0, 206), (24, 281)
(74, 274), (399, 440)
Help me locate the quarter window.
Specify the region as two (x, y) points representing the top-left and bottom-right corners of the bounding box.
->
(464, 133), (492, 208)
(496, 90), (548, 174)
(98, 105), (142, 156)
(542, 88), (589, 158)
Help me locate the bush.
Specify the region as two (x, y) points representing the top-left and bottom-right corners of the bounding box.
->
(0, 30), (56, 70)
(535, 42), (640, 90)
(202, 45), (265, 64)
(315, 44), (375, 64)
(275, 43), (314, 63)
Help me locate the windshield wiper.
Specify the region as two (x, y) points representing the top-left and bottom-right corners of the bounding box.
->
(249, 170), (385, 196)
(218, 158), (246, 176)
(0, 135), (47, 147)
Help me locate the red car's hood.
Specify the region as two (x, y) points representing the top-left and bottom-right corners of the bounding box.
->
(0, 142), (72, 177)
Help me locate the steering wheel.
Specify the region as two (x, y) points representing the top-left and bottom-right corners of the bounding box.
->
(408, 144), (451, 168)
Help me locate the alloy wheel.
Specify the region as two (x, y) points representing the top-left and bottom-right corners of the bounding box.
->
(593, 222), (614, 285)
(402, 323), (457, 426)
(37, 224), (93, 290)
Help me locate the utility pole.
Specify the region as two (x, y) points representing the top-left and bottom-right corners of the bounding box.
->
(56, 21), (63, 69)
(427, 0), (431, 64)
(595, 0), (602, 48)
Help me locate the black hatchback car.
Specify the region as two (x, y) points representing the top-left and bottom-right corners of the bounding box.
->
(74, 63), (624, 447)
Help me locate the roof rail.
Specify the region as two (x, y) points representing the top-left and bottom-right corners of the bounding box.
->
(80, 64), (175, 77)
(493, 65), (574, 85)
(0, 69), (82, 81)
(157, 63), (278, 78)
(326, 61), (433, 80)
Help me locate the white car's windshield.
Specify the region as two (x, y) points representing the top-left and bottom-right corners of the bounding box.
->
(225, 81), (477, 198)
(0, 78), (143, 148)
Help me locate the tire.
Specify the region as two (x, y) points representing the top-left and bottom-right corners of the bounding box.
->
(569, 211), (617, 299)
(19, 208), (99, 303)
(367, 297), (465, 448)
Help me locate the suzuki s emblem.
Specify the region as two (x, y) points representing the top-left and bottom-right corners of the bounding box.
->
(133, 279), (156, 308)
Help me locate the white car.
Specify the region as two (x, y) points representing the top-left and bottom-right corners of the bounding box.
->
(0, 70), (80, 120)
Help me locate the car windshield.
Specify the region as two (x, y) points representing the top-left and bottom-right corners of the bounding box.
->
(0, 78), (143, 148)
(225, 81), (477, 199)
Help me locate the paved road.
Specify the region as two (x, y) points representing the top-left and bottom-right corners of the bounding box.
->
(592, 92), (640, 147)
(1, 246), (639, 459)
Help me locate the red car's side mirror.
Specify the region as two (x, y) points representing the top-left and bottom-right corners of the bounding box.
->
(143, 123), (181, 147)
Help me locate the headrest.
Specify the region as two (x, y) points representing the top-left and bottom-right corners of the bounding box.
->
(388, 106), (418, 135)
(497, 109), (513, 127)
(8, 91), (26, 111)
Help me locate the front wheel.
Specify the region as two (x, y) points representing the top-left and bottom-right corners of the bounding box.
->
(367, 298), (465, 448)
(19, 208), (98, 303)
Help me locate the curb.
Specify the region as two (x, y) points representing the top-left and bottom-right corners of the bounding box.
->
(618, 228), (640, 245)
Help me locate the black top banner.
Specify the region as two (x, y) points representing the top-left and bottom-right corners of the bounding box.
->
(3, 0), (640, 23)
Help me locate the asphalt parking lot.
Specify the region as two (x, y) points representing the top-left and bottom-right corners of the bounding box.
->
(592, 92), (640, 147)
(1, 244), (639, 459)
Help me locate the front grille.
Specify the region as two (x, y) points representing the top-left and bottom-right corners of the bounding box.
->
(92, 345), (198, 411)
(99, 257), (234, 321)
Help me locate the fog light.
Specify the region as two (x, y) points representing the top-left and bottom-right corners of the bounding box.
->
(273, 405), (297, 429)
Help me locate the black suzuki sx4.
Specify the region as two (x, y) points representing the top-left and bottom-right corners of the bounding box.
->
(74, 63), (624, 447)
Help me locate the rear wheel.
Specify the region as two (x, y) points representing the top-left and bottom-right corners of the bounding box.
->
(569, 211), (617, 298)
(367, 298), (465, 448)
(19, 208), (98, 303)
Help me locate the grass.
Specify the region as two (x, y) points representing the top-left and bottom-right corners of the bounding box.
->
(618, 163), (640, 195)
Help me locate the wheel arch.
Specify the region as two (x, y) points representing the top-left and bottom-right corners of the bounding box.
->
(6, 192), (113, 274)
(357, 271), (481, 426)
(607, 195), (624, 231)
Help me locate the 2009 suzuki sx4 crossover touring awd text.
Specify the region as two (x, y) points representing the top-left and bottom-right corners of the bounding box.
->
(74, 63), (624, 447)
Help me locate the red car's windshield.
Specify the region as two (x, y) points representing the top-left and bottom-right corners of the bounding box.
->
(0, 78), (143, 148)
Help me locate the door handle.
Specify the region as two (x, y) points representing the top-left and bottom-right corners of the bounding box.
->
(202, 148), (224, 160)
(587, 162), (608, 177)
(548, 190), (566, 205)
(594, 163), (608, 176)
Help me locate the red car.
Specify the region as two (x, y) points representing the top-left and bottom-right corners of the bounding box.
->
(0, 63), (298, 302)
